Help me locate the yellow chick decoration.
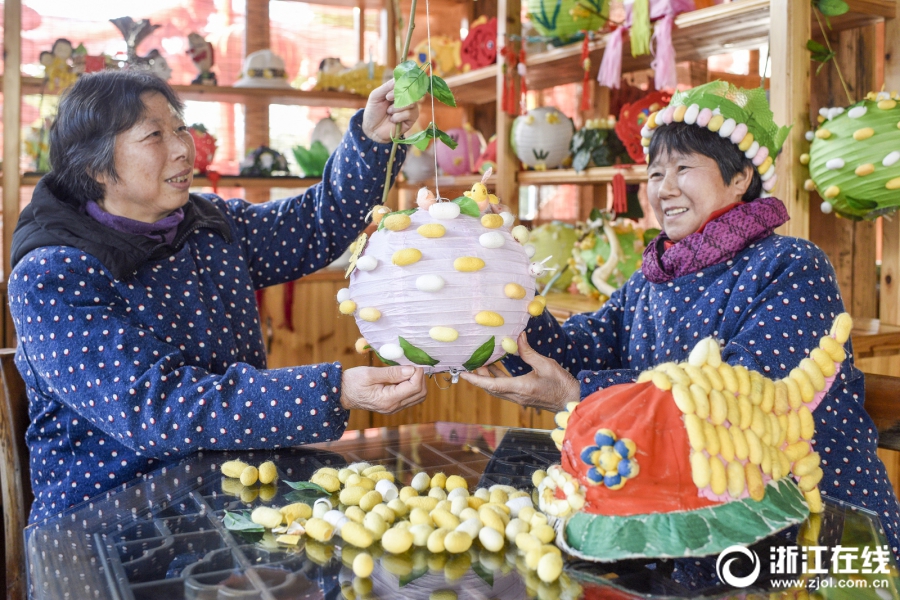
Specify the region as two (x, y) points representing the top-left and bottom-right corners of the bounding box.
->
(464, 182), (499, 205)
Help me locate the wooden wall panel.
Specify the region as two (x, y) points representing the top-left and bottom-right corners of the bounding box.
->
(882, 7), (900, 325)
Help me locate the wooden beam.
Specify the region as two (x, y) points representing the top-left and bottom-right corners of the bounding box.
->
(3, 0), (22, 293)
(356, 1), (366, 63)
(770, 0), (811, 240)
(882, 6), (900, 325)
(495, 0), (521, 206)
(244, 0), (270, 203)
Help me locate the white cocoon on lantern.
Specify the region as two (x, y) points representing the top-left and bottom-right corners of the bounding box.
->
(349, 208), (534, 373)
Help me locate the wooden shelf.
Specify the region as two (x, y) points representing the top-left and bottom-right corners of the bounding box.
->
(18, 173), (322, 189)
(12, 75), (367, 108)
(446, 0), (896, 103)
(397, 174), (498, 191)
(518, 164), (647, 186)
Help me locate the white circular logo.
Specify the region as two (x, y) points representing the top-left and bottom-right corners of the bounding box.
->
(716, 544), (761, 588)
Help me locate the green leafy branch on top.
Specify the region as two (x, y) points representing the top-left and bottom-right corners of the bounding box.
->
(807, 0), (853, 104)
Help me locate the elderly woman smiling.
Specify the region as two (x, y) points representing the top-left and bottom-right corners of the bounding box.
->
(462, 82), (900, 559)
(9, 70), (424, 521)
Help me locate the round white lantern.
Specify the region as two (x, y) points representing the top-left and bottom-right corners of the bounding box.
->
(511, 106), (575, 170)
(344, 199), (536, 374)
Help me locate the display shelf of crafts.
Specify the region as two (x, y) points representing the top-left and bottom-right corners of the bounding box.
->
(518, 164), (648, 186)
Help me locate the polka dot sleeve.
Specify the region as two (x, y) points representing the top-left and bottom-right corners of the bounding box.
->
(9, 254), (350, 460)
(217, 109), (407, 289)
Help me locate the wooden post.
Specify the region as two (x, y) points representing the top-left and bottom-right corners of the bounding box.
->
(769, 0), (811, 240)
(495, 0), (521, 206)
(356, 0), (367, 63)
(3, 0), (22, 285)
(244, 0), (270, 204)
(882, 6), (900, 325)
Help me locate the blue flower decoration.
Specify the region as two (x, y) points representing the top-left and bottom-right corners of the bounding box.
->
(579, 428), (640, 489)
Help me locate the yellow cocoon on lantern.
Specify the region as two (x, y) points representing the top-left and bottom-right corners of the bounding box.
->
(430, 327), (459, 342)
(475, 311), (505, 327)
(383, 214), (412, 231)
(504, 283), (526, 299)
(454, 257), (485, 272)
(392, 248), (422, 266)
(417, 223), (446, 238)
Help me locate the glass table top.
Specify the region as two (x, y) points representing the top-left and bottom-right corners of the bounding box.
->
(25, 422), (900, 599)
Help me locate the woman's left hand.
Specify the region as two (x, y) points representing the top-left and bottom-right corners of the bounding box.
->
(362, 79), (420, 144)
(459, 332), (581, 412)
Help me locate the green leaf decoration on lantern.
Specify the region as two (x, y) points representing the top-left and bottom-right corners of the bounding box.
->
(815, 0), (849, 16)
(393, 123), (458, 151)
(223, 510), (265, 532)
(393, 60), (430, 107)
(463, 337), (496, 371)
(377, 208), (418, 231)
(451, 196), (482, 218)
(366, 345), (400, 366)
(429, 75), (457, 107)
(399, 336), (440, 366)
(844, 195), (878, 211)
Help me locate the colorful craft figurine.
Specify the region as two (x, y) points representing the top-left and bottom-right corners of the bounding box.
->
(539, 313), (852, 560)
(616, 89), (671, 163)
(40, 38), (78, 94)
(239, 146), (290, 177)
(186, 32), (217, 86)
(640, 81), (791, 197)
(413, 36), (462, 77)
(188, 124), (217, 175)
(235, 49), (291, 89)
(460, 16), (498, 71)
(474, 135), (498, 175)
(436, 125), (485, 176)
(802, 91), (900, 219)
(314, 58), (385, 97)
(339, 175), (539, 379)
(597, 0), (694, 89)
(570, 212), (646, 298)
(525, 0), (609, 44)
(109, 17), (171, 81)
(511, 107), (575, 170)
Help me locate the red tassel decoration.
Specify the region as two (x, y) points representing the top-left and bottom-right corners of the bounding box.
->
(500, 45), (518, 116)
(206, 170), (221, 194)
(580, 32), (591, 112)
(612, 172), (628, 215)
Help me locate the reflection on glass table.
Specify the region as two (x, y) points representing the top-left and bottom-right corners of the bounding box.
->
(26, 422), (900, 599)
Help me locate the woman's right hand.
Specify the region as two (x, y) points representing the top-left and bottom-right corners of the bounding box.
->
(459, 332), (580, 412)
(340, 365), (428, 414)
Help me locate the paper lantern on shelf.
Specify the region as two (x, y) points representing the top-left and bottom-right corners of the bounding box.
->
(525, 0), (609, 44)
(461, 16), (498, 71)
(511, 106), (575, 170)
(615, 90), (672, 163)
(340, 190), (542, 376)
(436, 126), (484, 176)
(804, 92), (900, 219)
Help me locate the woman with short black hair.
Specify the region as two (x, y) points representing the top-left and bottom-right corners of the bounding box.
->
(9, 69), (425, 522)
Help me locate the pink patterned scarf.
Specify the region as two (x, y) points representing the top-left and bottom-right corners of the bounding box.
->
(641, 196), (790, 283)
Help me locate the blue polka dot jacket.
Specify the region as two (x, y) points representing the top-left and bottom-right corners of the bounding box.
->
(8, 110), (404, 522)
(506, 234), (900, 560)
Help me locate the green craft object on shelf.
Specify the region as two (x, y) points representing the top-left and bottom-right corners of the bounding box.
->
(525, 0), (609, 44)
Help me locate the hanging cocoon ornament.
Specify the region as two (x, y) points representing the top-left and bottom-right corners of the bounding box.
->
(338, 179), (545, 376)
(512, 106), (575, 170)
(803, 91), (900, 219)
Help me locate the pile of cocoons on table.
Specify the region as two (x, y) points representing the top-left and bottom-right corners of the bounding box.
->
(218, 461), (573, 596)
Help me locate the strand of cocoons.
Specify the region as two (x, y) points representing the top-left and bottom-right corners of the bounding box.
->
(218, 461), (572, 596)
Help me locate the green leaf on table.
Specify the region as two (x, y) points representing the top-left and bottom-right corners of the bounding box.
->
(429, 75), (457, 107)
(451, 196), (482, 218)
(377, 208), (419, 231)
(224, 510), (265, 532)
(815, 0), (849, 16)
(393, 123), (458, 151)
(283, 480), (329, 494)
(463, 337), (495, 371)
(399, 336), (439, 366)
(394, 60), (430, 107)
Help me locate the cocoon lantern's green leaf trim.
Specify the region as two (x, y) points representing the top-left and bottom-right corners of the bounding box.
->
(393, 60), (430, 108)
(283, 480), (329, 494)
(399, 336), (440, 366)
(463, 337), (496, 371)
(393, 123), (458, 152)
(366, 345), (400, 366)
(844, 195), (879, 211)
(429, 75), (457, 107)
(451, 196), (482, 218)
(224, 510), (265, 532)
(376, 208), (418, 231)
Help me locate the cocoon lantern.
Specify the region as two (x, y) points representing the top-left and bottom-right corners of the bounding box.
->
(436, 126), (484, 176)
(344, 193), (536, 374)
(512, 107), (575, 170)
(807, 92), (900, 218)
(525, 0), (609, 43)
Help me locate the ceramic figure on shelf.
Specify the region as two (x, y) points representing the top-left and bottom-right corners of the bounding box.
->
(511, 106), (575, 170)
(40, 38), (78, 94)
(109, 17), (171, 81)
(186, 32), (217, 86)
(239, 146), (290, 177)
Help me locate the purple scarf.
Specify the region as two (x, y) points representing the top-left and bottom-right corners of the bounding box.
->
(641, 196), (790, 283)
(85, 201), (185, 245)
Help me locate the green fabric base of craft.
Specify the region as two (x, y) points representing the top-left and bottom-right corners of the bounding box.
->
(564, 479), (809, 561)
